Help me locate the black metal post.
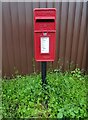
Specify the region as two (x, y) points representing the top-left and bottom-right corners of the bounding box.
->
(41, 62), (48, 108)
(41, 62), (47, 85)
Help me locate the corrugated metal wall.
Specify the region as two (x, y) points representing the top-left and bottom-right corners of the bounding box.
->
(2, 2), (88, 77)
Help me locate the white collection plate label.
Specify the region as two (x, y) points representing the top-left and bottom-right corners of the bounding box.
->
(41, 37), (49, 53)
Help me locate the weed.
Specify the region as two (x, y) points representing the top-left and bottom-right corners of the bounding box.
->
(2, 69), (88, 118)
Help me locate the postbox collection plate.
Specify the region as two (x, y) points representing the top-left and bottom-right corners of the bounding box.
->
(41, 37), (49, 54)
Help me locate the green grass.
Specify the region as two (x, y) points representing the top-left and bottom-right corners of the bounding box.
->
(2, 68), (88, 119)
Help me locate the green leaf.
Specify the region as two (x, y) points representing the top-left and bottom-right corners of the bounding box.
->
(57, 112), (63, 118)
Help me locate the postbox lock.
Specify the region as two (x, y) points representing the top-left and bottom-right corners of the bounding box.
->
(43, 32), (47, 36)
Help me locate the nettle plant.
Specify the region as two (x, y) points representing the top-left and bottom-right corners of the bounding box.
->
(2, 68), (88, 119)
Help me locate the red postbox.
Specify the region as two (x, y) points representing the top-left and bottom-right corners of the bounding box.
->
(34, 8), (56, 61)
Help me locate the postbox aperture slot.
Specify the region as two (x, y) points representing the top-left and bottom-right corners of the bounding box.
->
(36, 19), (54, 22)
